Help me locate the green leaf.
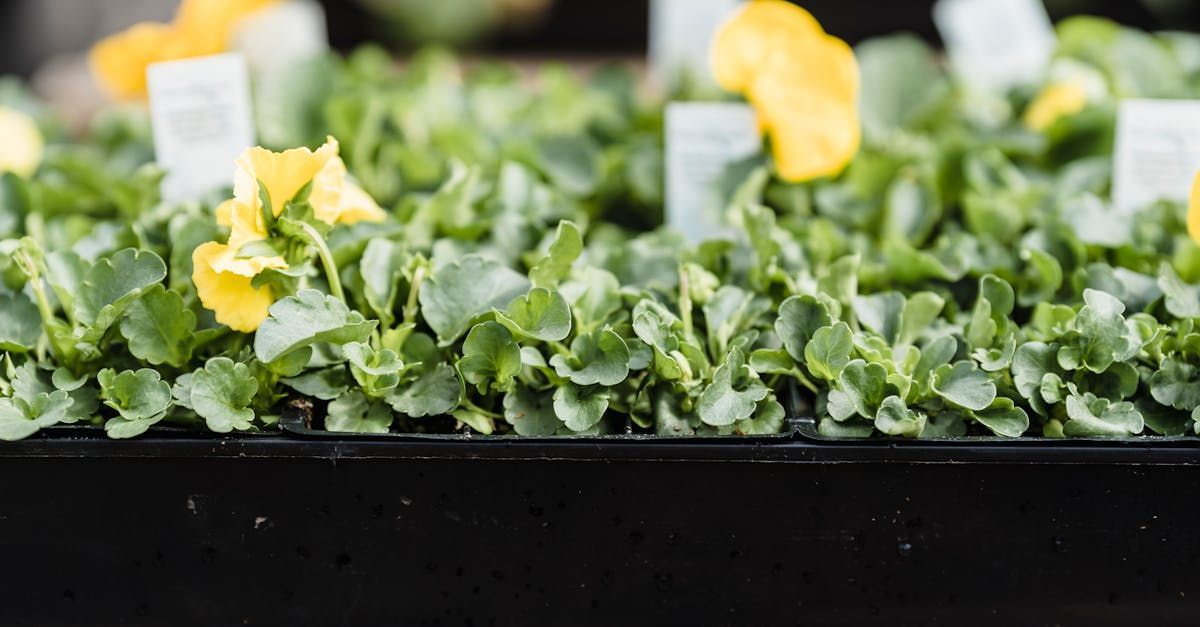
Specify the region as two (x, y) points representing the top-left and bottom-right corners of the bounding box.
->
(118, 286), (196, 367)
(458, 321), (522, 393)
(343, 342), (403, 397)
(282, 367), (349, 401)
(698, 348), (769, 427)
(553, 384), (610, 432)
(1158, 263), (1200, 319)
(975, 398), (1030, 437)
(804, 322), (854, 381)
(549, 329), (630, 386)
(98, 368), (172, 438)
(0, 391), (73, 441)
(419, 255), (530, 345)
(503, 384), (561, 436)
(326, 391), (393, 434)
(359, 238), (409, 327)
(190, 358), (258, 433)
(387, 363), (460, 418)
(733, 398), (786, 435)
(495, 288), (572, 342)
(0, 292), (40, 352)
(838, 359), (889, 418)
(749, 348), (795, 375)
(254, 290), (376, 363)
(1063, 393), (1144, 437)
(857, 34), (948, 139)
(874, 395), (924, 438)
(775, 295), (831, 361)
(931, 362), (996, 411)
(561, 267), (621, 333)
(529, 221), (583, 289)
(74, 247), (167, 330)
(1073, 289), (1131, 374)
(534, 135), (601, 197)
(1150, 357), (1200, 411)
(853, 292), (905, 343)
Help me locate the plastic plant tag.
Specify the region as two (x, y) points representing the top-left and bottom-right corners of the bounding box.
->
(665, 102), (761, 243)
(147, 53), (255, 203)
(1112, 99), (1200, 215)
(933, 0), (1055, 92)
(233, 0), (331, 147)
(649, 0), (743, 91)
(233, 0), (329, 76)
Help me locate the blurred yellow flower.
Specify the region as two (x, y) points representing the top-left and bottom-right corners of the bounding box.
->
(175, 0), (281, 57)
(1024, 82), (1089, 131)
(0, 107), (44, 178)
(89, 0), (280, 100)
(197, 137), (385, 332)
(712, 0), (860, 182)
(1189, 172), (1200, 245)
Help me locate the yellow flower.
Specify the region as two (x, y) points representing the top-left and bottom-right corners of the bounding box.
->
(308, 156), (387, 225)
(1023, 82), (1089, 132)
(231, 137), (385, 225)
(89, 0), (279, 100)
(175, 0), (281, 57)
(196, 137), (385, 332)
(1189, 172), (1200, 245)
(232, 138), (339, 217)
(0, 107), (44, 178)
(711, 0), (861, 182)
(88, 22), (190, 100)
(193, 242), (287, 332)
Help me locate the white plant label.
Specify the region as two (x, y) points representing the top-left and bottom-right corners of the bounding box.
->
(665, 102), (761, 242)
(1112, 99), (1200, 215)
(933, 0), (1055, 91)
(147, 53), (255, 203)
(233, 0), (329, 75)
(649, 0), (743, 90)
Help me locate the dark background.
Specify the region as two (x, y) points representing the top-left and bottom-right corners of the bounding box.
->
(1, 0), (1199, 77)
(318, 0), (1200, 53)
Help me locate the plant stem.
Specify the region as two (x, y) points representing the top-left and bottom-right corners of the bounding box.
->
(462, 397), (502, 419)
(298, 222), (344, 302)
(678, 266), (694, 340)
(791, 369), (820, 395)
(403, 265), (426, 325)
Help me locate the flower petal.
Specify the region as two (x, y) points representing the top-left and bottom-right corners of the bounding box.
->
(1024, 82), (1088, 131)
(192, 241), (277, 332)
(88, 22), (189, 100)
(335, 182), (387, 225)
(0, 107), (43, 178)
(174, 0), (281, 57)
(1189, 173), (1200, 245)
(233, 137), (340, 216)
(711, 0), (822, 93)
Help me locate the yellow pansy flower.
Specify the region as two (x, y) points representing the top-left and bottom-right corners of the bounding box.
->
(89, 22), (190, 100)
(1189, 173), (1200, 245)
(89, 0), (279, 100)
(175, 0), (281, 57)
(0, 107), (44, 178)
(711, 0), (861, 182)
(195, 138), (386, 332)
(1023, 82), (1089, 132)
(194, 199), (286, 332)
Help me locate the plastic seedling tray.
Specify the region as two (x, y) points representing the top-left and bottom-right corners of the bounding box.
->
(3, 428), (1200, 626)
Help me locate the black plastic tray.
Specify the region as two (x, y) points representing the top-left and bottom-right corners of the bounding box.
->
(1, 433), (1199, 626)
